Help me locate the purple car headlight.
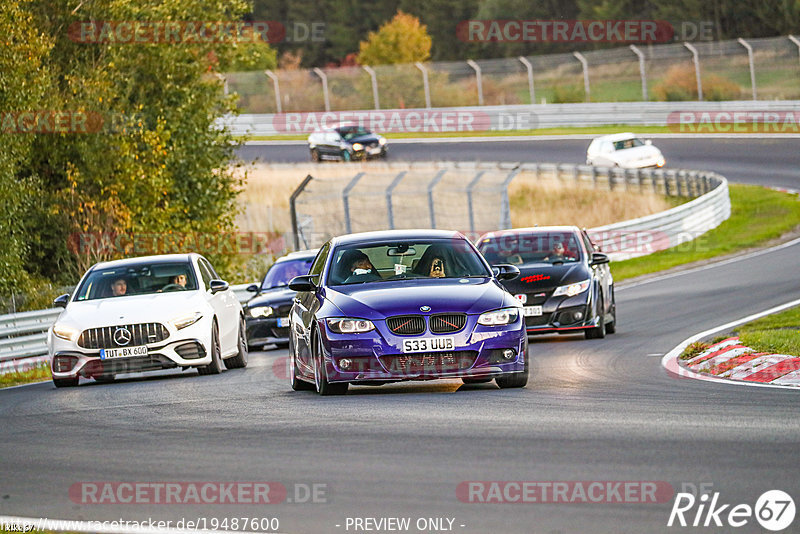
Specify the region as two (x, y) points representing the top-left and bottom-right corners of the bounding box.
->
(477, 308), (519, 326)
(326, 318), (375, 334)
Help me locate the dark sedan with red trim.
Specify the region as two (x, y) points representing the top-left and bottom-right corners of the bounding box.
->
(477, 226), (616, 339)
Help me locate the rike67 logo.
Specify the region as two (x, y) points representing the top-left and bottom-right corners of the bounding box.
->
(668, 490), (795, 531)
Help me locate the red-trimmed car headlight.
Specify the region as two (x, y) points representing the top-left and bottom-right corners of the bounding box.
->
(327, 318), (375, 334)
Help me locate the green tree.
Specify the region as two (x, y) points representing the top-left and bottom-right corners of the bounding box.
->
(0, 0), (52, 294)
(357, 11), (432, 66)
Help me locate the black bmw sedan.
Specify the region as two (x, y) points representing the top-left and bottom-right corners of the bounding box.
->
(307, 123), (387, 162)
(243, 249), (318, 350)
(477, 226), (616, 339)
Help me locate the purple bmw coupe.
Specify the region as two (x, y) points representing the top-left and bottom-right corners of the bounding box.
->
(287, 230), (528, 395)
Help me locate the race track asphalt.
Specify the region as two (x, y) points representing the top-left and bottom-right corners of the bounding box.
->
(1, 137), (798, 534)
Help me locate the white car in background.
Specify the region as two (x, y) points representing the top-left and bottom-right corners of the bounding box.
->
(586, 133), (666, 169)
(48, 253), (247, 387)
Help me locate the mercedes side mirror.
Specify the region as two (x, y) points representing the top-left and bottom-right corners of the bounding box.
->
(53, 293), (70, 308)
(209, 279), (230, 294)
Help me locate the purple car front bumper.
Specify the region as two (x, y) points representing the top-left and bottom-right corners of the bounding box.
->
(317, 315), (527, 383)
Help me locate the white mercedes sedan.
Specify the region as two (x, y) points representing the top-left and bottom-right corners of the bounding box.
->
(586, 133), (666, 169)
(48, 253), (247, 387)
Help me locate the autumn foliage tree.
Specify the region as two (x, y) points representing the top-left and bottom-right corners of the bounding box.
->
(357, 11), (432, 66)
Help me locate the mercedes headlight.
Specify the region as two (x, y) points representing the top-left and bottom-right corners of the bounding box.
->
(553, 280), (590, 297)
(249, 306), (274, 318)
(477, 308), (519, 326)
(169, 311), (203, 330)
(53, 324), (80, 342)
(326, 318), (375, 334)
(351, 143), (364, 151)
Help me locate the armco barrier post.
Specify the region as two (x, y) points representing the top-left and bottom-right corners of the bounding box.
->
(363, 65), (380, 110)
(265, 70), (282, 113)
(313, 68), (331, 112)
(415, 62), (431, 109)
(342, 172), (365, 234)
(427, 169), (447, 229)
(629, 45), (648, 102)
(466, 60), (484, 106)
(466, 171), (486, 234)
(499, 167), (521, 230)
(518, 56), (535, 104)
(683, 43), (703, 101)
(737, 38), (757, 101)
(385, 171), (407, 230)
(573, 51), (591, 102)
(290, 175), (314, 250)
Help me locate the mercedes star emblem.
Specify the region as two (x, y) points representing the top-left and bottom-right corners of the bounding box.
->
(113, 327), (132, 346)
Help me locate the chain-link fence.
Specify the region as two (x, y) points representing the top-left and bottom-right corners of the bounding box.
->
(290, 162), (714, 250)
(227, 36), (800, 113)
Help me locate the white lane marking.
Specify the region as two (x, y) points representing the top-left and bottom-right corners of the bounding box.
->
(619, 236), (800, 291)
(660, 298), (800, 390)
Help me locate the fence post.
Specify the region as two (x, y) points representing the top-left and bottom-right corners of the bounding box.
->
(427, 170), (447, 228)
(683, 43), (703, 101)
(265, 70), (282, 113)
(313, 68), (331, 112)
(737, 38), (757, 101)
(466, 59), (484, 106)
(290, 175), (314, 250)
(342, 172), (365, 234)
(415, 62), (432, 108)
(385, 171), (407, 230)
(500, 168), (521, 229)
(518, 56), (536, 104)
(629, 45), (648, 101)
(466, 171), (486, 235)
(790, 36), (800, 66)
(573, 51), (591, 102)
(362, 65), (380, 110)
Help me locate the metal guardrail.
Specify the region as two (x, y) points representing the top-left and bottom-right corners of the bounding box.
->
(224, 100), (800, 135)
(0, 285), (254, 375)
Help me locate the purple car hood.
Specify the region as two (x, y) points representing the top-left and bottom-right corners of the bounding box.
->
(324, 277), (510, 319)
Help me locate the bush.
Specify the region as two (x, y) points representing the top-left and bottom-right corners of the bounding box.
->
(653, 64), (741, 101)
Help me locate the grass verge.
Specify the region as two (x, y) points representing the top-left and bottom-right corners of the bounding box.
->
(612, 185), (800, 282)
(0, 361), (51, 388)
(736, 306), (800, 356)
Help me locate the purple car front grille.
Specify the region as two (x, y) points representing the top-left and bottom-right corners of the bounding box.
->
(387, 315), (426, 335)
(382, 351), (478, 374)
(429, 314), (466, 333)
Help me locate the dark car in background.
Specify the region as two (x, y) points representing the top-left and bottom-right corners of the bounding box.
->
(243, 249), (318, 350)
(307, 123), (387, 162)
(477, 226), (616, 339)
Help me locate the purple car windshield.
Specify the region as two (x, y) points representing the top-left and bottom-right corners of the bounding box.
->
(329, 240), (491, 286)
(263, 258), (314, 289)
